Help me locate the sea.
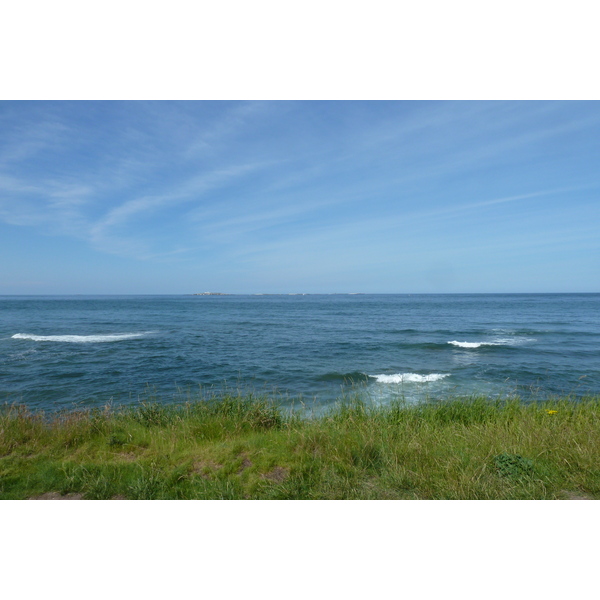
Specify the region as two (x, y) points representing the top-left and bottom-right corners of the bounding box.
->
(1, 294), (599, 413)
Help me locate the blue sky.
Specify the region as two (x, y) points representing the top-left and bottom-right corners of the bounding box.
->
(1, 100), (599, 294)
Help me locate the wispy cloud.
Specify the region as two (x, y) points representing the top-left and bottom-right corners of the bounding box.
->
(0, 173), (44, 195)
(0, 116), (71, 164)
(0, 102), (282, 259)
(1, 101), (599, 293)
(183, 101), (271, 158)
(88, 161), (273, 257)
(204, 186), (588, 270)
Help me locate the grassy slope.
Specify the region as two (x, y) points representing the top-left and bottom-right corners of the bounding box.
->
(1, 395), (599, 500)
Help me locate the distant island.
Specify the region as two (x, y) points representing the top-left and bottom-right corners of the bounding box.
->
(191, 292), (365, 296)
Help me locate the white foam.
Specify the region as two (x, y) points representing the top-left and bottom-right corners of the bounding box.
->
(448, 341), (499, 348)
(493, 337), (536, 345)
(12, 332), (150, 343)
(370, 373), (450, 384)
(448, 338), (536, 348)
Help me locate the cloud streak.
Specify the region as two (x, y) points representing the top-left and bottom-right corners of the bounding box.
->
(1, 101), (599, 293)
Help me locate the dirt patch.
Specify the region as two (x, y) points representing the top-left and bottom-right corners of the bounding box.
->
(262, 467), (289, 483)
(193, 460), (223, 478)
(116, 452), (138, 462)
(561, 490), (594, 500)
(238, 457), (253, 474)
(30, 492), (84, 500)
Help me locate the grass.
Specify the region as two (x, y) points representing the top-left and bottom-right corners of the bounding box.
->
(1, 392), (599, 499)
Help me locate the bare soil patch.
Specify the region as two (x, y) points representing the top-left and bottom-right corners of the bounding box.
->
(238, 457), (253, 474)
(561, 490), (594, 500)
(193, 460), (223, 478)
(116, 452), (138, 462)
(30, 492), (84, 500)
(262, 467), (289, 483)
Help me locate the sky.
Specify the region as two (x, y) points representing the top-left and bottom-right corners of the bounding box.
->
(1, 100), (599, 294)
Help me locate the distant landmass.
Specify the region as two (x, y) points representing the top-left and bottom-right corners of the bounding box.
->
(191, 292), (365, 296)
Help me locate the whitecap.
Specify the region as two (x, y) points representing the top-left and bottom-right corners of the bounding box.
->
(448, 341), (499, 348)
(12, 332), (151, 343)
(448, 338), (535, 349)
(370, 373), (450, 384)
(493, 337), (536, 346)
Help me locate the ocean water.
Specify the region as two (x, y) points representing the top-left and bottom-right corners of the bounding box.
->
(1, 294), (599, 412)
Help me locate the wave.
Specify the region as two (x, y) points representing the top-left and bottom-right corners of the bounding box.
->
(493, 337), (536, 345)
(448, 337), (536, 349)
(448, 341), (500, 348)
(370, 373), (450, 384)
(11, 332), (152, 343)
(317, 371), (370, 383)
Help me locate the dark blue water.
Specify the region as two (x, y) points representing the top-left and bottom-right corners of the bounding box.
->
(1, 294), (599, 411)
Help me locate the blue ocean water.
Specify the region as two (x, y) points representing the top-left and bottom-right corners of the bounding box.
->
(1, 294), (599, 412)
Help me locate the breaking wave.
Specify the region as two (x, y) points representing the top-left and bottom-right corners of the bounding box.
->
(370, 373), (450, 384)
(448, 341), (500, 348)
(448, 337), (536, 349)
(12, 332), (152, 343)
(317, 371), (370, 383)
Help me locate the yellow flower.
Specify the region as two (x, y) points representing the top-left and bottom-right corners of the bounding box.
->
(547, 410), (558, 415)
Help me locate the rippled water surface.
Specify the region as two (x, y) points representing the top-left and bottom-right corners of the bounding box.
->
(1, 294), (599, 411)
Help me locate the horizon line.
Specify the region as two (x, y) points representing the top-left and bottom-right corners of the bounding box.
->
(1, 291), (599, 297)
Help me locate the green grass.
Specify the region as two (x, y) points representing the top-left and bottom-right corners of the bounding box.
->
(2, 393), (599, 499)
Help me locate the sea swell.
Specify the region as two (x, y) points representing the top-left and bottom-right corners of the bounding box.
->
(448, 341), (501, 348)
(448, 337), (536, 349)
(370, 373), (450, 384)
(11, 332), (152, 343)
(317, 371), (370, 383)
